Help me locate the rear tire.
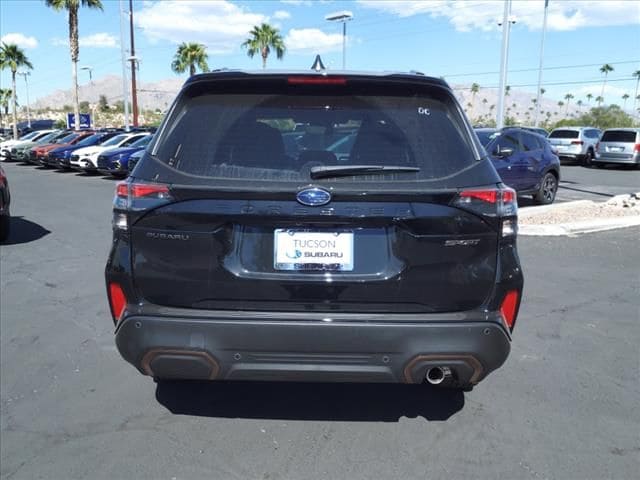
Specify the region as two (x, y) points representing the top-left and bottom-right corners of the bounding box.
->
(533, 172), (557, 205)
(0, 214), (10, 242)
(583, 149), (595, 167)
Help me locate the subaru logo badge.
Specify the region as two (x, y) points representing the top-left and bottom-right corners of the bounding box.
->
(296, 187), (331, 206)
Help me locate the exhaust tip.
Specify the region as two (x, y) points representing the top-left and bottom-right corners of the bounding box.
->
(426, 366), (451, 385)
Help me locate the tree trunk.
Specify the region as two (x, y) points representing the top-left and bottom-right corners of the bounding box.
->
(12, 71), (18, 140)
(262, 47), (268, 69)
(600, 74), (607, 105)
(190, 64), (195, 77)
(69, 6), (81, 131)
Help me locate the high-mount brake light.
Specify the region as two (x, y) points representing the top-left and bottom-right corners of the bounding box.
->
(287, 76), (347, 85)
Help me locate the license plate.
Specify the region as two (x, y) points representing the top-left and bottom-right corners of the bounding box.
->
(274, 230), (354, 271)
(608, 147), (623, 152)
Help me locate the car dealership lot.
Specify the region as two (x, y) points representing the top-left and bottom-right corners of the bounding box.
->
(1, 162), (638, 480)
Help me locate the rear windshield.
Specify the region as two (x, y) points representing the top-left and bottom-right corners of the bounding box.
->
(151, 91), (478, 184)
(549, 130), (579, 139)
(601, 130), (637, 143)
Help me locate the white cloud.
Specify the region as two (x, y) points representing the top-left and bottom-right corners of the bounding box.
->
(1, 33), (38, 49)
(284, 28), (344, 53)
(51, 33), (118, 48)
(273, 10), (291, 20)
(357, 0), (640, 32)
(136, 0), (267, 54)
(80, 33), (118, 48)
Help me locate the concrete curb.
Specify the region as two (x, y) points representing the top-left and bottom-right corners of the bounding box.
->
(519, 216), (640, 236)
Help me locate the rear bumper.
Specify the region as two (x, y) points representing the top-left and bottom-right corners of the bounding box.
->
(593, 154), (639, 165)
(115, 312), (511, 386)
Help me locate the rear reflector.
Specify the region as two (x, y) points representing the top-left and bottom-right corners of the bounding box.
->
(108, 282), (127, 323)
(500, 290), (519, 330)
(288, 76), (347, 85)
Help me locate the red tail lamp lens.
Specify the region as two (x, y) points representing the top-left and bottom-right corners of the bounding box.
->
(500, 290), (520, 330)
(116, 182), (169, 198)
(109, 282), (127, 323)
(460, 189), (498, 204)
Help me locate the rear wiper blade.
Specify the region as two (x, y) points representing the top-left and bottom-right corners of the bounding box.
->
(310, 164), (420, 179)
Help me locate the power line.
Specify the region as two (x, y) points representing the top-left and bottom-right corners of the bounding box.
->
(444, 60), (640, 78)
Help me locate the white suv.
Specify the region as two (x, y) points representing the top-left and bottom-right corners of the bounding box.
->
(70, 132), (150, 171)
(548, 127), (601, 167)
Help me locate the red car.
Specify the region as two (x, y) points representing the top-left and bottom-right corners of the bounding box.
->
(28, 131), (94, 166)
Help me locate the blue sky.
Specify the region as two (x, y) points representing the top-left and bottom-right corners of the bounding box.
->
(1, 0), (639, 109)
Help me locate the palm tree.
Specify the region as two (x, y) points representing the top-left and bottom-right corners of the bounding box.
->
(599, 63), (614, 104)
(45, 0), (104, 131)
(564, 93), (574, 114)
(0, 88), (12, 128)
(242, 23), (285, 69)
(171, 42), (209, 76)
(595, 95), (604, 106)
(620, 93), (630, 110)
(586, 93), (593, 105)
(0, 43), (33, 139)
(505, 85), (511, 97)
(576, 99), (583, 112)
(633, 70), (640, 113)
(469, 83), (479, 115)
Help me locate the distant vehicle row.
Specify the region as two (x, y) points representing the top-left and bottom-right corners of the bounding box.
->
(0, 128), (153, 176)
(476, 126), (640, 169)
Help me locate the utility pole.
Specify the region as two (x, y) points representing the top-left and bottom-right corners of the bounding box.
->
(17, 71), (31, 128)
(325, 11), (353, 70)
(534, 0), (549, 127)
(119, 0), (130, 131)
(129, 0), (139, 127)
(496, 0), (513, 129)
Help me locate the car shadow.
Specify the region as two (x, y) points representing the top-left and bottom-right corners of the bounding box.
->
(2, 216), (51, 245)
(155, 380), (465, 422)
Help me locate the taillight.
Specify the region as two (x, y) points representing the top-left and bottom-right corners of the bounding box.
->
(108, 282), (127, 324)
(113, 181), (172, 230)
(288, 76), (347, 85)
(570, 140), (584, 145)
(595, 142), (600, 152)
(453, 187), (517, 237)
(500, 290), (520, 330)
(634, 143), (640, 153)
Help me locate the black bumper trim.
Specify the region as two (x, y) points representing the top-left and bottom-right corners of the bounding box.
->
(115, 315), (511, 384)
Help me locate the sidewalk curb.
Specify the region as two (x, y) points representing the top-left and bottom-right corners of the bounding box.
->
(519, 216), (640, 236)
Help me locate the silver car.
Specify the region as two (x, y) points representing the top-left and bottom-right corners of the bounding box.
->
(594, 128), (640, 168)
(548, 126), (601, 166)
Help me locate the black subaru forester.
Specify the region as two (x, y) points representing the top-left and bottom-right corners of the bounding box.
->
(106, 70), (523, 390)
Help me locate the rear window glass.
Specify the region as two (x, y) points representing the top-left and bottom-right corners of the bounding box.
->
(152, 92), (477, 184)
(549, 130), (579, 139)
(601, 130), (637, 143)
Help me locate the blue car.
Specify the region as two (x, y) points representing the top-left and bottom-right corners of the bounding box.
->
(480, 127), (560, 205)
(47, 131), (122, 169)
(97, 135), (153, 177)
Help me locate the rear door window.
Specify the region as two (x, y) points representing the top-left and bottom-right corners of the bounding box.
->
(521, 132), (542, 151)
(151, 87), (479, 186)
(601, 130), (637, 143)
(549, 130), (579, 139)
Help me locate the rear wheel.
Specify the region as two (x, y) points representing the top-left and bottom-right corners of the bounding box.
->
(0, 214), (10, 242)
(583, 149), (595, 167)
(533, 172), (557, 205)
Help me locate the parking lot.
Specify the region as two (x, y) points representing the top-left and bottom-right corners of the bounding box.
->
(1, 161), (638, 479)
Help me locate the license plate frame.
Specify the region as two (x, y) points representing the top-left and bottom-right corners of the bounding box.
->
(274, 229), (354, 272)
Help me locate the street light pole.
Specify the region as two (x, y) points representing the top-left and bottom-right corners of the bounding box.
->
(80, 66), (93, 83)
(17, 71), (31, 128)
(325, 11), (353, 70)
(129, 0), (139, 127)
(496, 0), (514, 129)
(119, 0), (130, 131)
(533, 0), (549, 127)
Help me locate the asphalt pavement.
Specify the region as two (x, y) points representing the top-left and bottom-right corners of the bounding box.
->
(1, 161), (639, 480)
